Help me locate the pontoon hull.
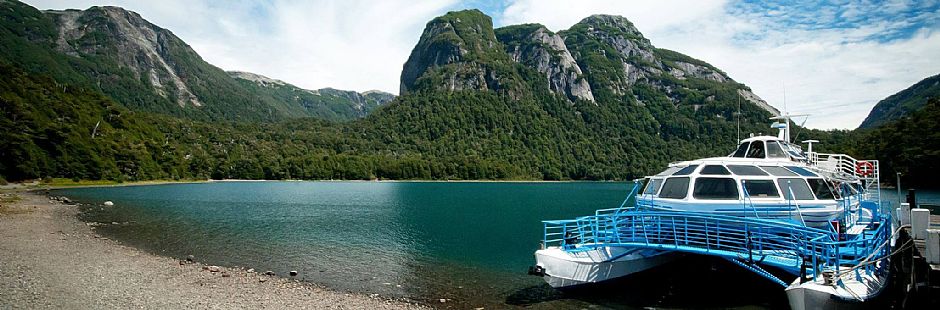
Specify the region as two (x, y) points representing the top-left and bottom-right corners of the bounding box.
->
(534, 246), (678, 288)
(785, 262), (890, 310)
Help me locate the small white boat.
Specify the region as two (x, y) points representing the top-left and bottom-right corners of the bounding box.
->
(531, 114), (893, 309)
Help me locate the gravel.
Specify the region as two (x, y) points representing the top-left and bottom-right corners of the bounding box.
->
(0, 191), (428, 309)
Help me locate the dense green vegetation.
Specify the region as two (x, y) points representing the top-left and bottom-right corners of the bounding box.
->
(0, 0), (386, 123)
(229, 76), (393, 122)
(1, 3), (936, 187)
(859, 74), (940, 129)
(853, 98), (940, 187)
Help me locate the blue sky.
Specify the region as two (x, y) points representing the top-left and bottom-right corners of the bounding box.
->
(22, 0), (940, 129)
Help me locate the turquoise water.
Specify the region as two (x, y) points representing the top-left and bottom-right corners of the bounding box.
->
(55, 181), (637, 308)
(53, 182), (940, 308)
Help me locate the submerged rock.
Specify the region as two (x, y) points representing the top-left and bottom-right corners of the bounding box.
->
(264, 271), (275, 276)
(186, 255), (195, 262)
(289, 270), (298, 277)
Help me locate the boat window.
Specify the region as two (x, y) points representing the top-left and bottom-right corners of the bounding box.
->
(836, 183), (859, 196)
(785, 166), (818, 177)
(693, 178), (739, 200)
(673, 165), (699, 176)
(745, 141), (765, 158)
(742, 180), (779, 198)
(731, 142), (750, 157)
(761, 166), (798, 176)
(727, 165), (768, 176)
(807, 179), (835, 200)
(700, 165), (730, 175)
(776, 178), (815, 200)
(659, 177), (690, 199)
(766, 141), (788, 159)
(643, 178), (663, 195)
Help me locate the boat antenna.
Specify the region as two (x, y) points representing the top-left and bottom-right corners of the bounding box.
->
(736, 94), (741, 142)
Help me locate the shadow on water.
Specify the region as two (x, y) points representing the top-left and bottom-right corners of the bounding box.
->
(506, 255), (791, 309)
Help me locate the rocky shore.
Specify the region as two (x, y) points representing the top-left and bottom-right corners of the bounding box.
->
(0, 191), (426, 309)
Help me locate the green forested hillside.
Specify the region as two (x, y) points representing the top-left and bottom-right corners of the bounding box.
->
(0, 0), (389, 123)
(3, 3), (934, 186)
(855, 98), (940, 187)
(859, 74), (940, 129)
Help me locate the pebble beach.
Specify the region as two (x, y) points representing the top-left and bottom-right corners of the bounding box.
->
(0, 190), (427, 309)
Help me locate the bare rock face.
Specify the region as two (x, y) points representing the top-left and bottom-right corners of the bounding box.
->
(668, 61), (728, 83)
(497, 24), (595, 103)
(738, 89), (781, 116)
(45, 7), (202, 107)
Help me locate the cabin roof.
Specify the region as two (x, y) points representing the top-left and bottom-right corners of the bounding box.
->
(740, 135), (784, 143)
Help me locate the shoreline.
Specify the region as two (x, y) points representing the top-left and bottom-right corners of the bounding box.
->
(0, 190), (428, 309)
(3, 178), (629, 191)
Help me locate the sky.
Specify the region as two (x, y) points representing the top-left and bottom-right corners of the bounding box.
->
(22, 0), (940, 129)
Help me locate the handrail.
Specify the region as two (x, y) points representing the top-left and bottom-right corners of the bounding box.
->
(542, 209), (891, 282)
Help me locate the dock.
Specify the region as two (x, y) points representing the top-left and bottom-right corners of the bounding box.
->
(895, 196), (940, 308)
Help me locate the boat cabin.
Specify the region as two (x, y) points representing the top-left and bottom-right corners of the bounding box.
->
(729, 136), (805, 161)
(640, 159), (839, 204)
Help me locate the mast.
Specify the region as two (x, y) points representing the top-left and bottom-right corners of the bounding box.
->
(736, 95), (741, 142)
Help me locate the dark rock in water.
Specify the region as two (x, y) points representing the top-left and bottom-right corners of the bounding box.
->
(264, 271), (275, 276)
(186, 255), (195, 262)
(289, 270), (298, 277)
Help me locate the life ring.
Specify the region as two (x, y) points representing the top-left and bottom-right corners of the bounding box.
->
(856, 161), (874, 177)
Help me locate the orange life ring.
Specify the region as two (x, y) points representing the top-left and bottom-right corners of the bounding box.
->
(856, 161), (874, 177)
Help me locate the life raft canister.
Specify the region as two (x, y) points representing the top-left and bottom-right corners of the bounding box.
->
(856, 161), (874, 177)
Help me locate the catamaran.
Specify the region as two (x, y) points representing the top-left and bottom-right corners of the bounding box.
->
(529, 115), (894, 309)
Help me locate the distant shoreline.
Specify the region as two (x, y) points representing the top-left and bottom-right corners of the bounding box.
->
(4, 178), (630, 191)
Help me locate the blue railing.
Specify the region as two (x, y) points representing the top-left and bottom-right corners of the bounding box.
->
(542, 209), (891, 286)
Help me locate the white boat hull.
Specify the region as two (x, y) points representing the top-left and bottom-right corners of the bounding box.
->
(534, 246), (678, 288)
(785, 262), (889, 310)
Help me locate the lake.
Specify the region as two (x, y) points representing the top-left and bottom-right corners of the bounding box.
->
(52, 182), (940, 309)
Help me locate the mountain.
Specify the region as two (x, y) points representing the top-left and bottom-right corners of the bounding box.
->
(495, 23), (595, 102)
(858, 73), (940, 129)
(380, 10), (782, 179)
(401, 11), (778, 115)
(0, 1), (388, 122)
(1, 4), (791, 182)
(228, 71), (394, 121)
(854, 97), (940, 187)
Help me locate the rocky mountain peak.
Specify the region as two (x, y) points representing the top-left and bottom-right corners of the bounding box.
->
(575, 15), (651, 47)
(495, 24), (595, 103)
(399, 9), (514, 95)
(44, 6), (203, 107)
